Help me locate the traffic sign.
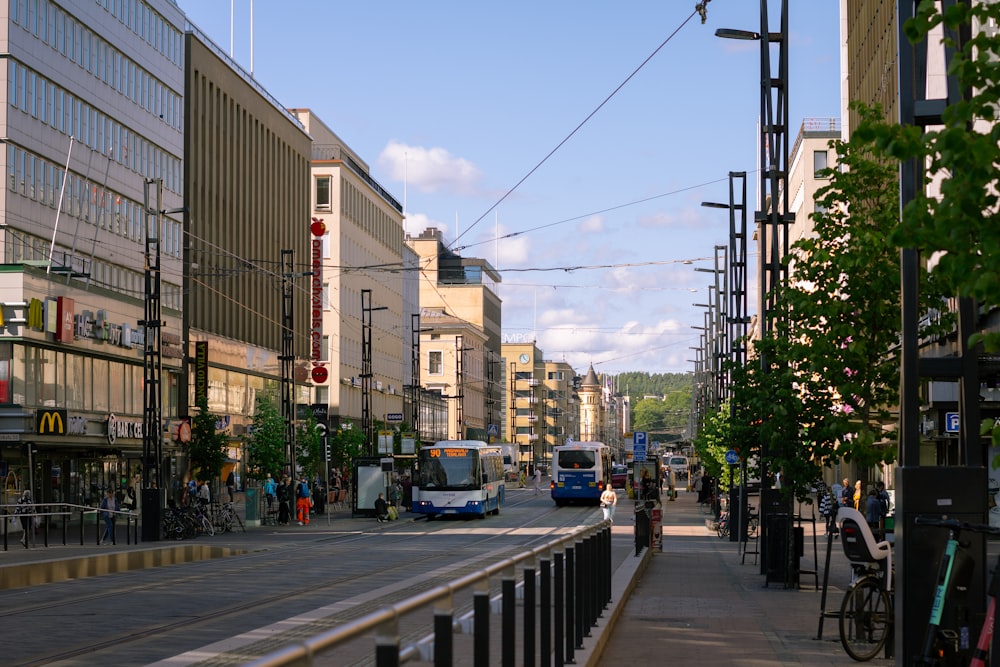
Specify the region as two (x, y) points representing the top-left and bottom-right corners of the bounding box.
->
(633, 431), (647, 446)
(633, 443), (647, 461)
(487, 423), (499, 436)
(945, 412), (960, 434)
(724, 449), (739, 465)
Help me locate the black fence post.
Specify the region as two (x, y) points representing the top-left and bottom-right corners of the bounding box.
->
(565, 544), (575, 663)
(575, 538), (585, 646)
(473, 589), (490, 667)
(554, 551), (565, 667)
(540, 555), (551, 666)
(502, 567), (516, 667)
(523, 565), (536, 667)
(434, 602), (453, 667)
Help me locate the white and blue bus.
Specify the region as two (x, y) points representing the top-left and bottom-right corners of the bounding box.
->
(413, 440), (505, 519)
(550, 441), (612, 506)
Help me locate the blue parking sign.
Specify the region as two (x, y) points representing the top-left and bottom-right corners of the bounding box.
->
(945, 412), (960, 434)
(633, 431), (647, 446)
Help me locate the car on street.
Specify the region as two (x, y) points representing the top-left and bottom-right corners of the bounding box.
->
(611, 464), (628, 489)
(666, 456), (689, 480)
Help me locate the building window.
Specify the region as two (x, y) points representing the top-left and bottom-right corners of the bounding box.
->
(316, 176), (331, 210)
(813, 150), (829, 177)
(428, 351), (443, 375)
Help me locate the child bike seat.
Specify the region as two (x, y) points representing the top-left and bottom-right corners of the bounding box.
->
(838, 507), (892, 580)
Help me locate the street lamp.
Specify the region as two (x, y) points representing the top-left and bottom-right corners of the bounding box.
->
(717, 0), (790, 582)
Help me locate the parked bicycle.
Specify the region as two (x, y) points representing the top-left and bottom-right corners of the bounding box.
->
(162, 501), (215, 539)
(716, 505), (758, 540)
(913, 516), (1000, 667)
(837, 507), (893, 661)
(215, 502), (245, 533)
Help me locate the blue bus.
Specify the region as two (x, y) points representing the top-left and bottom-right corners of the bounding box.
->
(413, 440), (505, 519)
(550, 442), (612, 506)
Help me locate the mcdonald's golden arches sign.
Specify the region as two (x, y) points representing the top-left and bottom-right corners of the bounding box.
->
(36, 409), (67, 435)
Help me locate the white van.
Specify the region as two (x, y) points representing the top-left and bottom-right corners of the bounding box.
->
(667, 455), (689, 480)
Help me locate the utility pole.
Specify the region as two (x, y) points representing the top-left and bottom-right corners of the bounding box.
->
(280, 250), (295, 476)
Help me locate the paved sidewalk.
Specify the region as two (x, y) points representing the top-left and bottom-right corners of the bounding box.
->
(597, 491), (891, 666)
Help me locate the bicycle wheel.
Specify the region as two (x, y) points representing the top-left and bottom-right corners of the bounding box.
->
(717, 515), (729, 539)
(200, 515), (215, 537)
(839, 576), (891, 661)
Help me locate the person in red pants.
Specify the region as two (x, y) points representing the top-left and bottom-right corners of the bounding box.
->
(295, 477), (312, 525)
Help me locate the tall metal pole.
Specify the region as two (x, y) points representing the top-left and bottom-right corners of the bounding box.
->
(894, 1), (984, 660)
(410, 313), (420, 434)
(361, 289), (374, 455)
(141, 178), (164, 541)
(280, 250), (296, 476)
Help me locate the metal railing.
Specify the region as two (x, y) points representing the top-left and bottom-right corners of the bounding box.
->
(246, 521), (613, 667)
(1, 503), (139, 551)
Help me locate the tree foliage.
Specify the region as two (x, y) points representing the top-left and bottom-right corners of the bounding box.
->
(296, 416), (323, 480)
(187, 397), (228, 483)
(723, 104), (949, 505)
(862, 1), (1000, 447)
(244, 393), (286, 481)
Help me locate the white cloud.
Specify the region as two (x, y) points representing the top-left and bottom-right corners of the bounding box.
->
(578, 215), (605, 234)
(378, 141), (482, 195)
(403, 212), (449, 239)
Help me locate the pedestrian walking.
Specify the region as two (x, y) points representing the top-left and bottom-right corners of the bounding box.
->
(263, 473), (277, 511)
(15, 489), (33, 547)
(600, 486), (618, 524)
(226, 470), (236, 502)
(533, 467), (542, 495)
(295, 476), (311, 525)
(99, 489), (119, 545)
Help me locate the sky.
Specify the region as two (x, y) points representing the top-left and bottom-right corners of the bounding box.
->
(178, 1), (843, 377)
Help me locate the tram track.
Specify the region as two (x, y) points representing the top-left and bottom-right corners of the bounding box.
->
(7, 496), (598, 666)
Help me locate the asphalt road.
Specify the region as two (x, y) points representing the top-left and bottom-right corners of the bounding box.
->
(3, 489), (615, 667)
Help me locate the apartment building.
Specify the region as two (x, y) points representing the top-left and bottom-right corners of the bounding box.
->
(407, 228), (502, 443)
(289, 109), (406, 442)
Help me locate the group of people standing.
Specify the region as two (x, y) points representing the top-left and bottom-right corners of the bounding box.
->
(822, 477), (890, 535)
(262, 474), (317, 525)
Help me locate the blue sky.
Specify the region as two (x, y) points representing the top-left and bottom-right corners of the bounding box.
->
(179, 1), (842, 377)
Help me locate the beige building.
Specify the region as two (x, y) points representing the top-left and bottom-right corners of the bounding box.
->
(504, 343), (544, 470)
(289, 110), (406, 439)
(407, 228), (502, 442)
(540, 360), (578, 453)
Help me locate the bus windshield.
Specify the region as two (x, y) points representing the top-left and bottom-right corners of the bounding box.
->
(418, 448), (478, 489)
(557, 450), (596, 469)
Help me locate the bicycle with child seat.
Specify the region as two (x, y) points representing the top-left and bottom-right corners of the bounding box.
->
(912, 516), (1000, 667)
(837, 508), (893, 661)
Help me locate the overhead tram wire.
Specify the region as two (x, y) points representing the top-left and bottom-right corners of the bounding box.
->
(448, 5), (713, 251)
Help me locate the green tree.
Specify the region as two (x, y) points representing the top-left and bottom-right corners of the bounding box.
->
(187, 397), (228, 482)
(632, 398), (673, 434)
(296, 416), (323, 480)
(329, 422), (365, 470)
(867, 2), (1000, 449)
(245, 393), (286, 481)
(744, 105), (951, 507)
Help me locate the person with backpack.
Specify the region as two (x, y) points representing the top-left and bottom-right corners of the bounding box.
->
(295, 476), (311, 526)
(263, 473), (277, 509)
